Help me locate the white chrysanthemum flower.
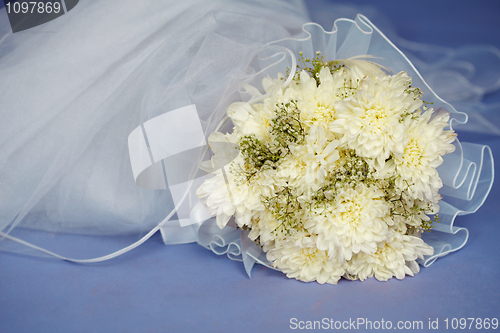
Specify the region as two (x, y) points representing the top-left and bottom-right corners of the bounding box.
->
(302, 126), (340, 183)
(305, 185), (389, 261)
(251, 208), (311, 249)
(248, 208), (280, 245)
(227, 102), (274, 142)
(197, 132), (237, 174)
(293, 68), (345, 129)
(196, 171), (235, 228)
(262, 73), (287, 94)
(330, 71), (422, 166)
(196, 155), (274, 229)
(267, 233), (346, 284)
(404, 197), (439, 228)
(338, 57), (386, 82)
(395, 109), (456, 201)
(277, 126), (339, 192)
(348, 232), (434, 281)
(239, 73), (288, 101)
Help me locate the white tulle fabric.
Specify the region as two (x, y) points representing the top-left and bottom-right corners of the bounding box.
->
(0, 0), (496, 274)
(0, 0), (307, 258)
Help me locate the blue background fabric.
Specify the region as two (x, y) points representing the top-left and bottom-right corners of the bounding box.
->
(1, 0), (499, 332)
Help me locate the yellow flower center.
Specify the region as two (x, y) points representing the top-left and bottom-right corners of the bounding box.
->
(403, 139), (423, 167)
(339, 199), (362, 227)
(312, 103), (334, 124)
(374, 244), (387, 256)
(301, 247), (321, 261)
(361, 105), (389, 134)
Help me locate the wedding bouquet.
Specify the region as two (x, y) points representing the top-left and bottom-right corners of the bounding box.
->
(197, 52), (457, 284)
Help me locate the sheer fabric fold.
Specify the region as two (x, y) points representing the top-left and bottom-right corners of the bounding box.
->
(0, 0), (307, 257)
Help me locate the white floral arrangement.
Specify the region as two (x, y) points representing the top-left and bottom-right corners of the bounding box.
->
(197, 52), (457, 284)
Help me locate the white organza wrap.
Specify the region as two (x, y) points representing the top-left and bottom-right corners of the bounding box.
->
(0, 1), (495, 274)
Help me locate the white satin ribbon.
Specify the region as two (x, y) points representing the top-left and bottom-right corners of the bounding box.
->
(128, 104), (206, 190)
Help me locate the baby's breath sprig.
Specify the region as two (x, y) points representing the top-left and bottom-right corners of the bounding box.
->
(238, 135), (280, 180)
(296, 51), (326, 85)
(295, 51), (344, 86)
(263, 186), (304, 236)
(270, 100), (305, 151)
(407, 214), (439, 235)
(338, 78), (360, 100)
(400, 109), (420, 122)
(338, 151), (376, 188)
(422, 213), (440, 231)
(399, 82), (434, 122)
(380, 176), (437, 233)
(236, 100), (306, 181)
(422, 100), (434, 111)
(405, 83), (423, 100)
(238, 100), (308, 235)
(308, 151), (376, 214)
